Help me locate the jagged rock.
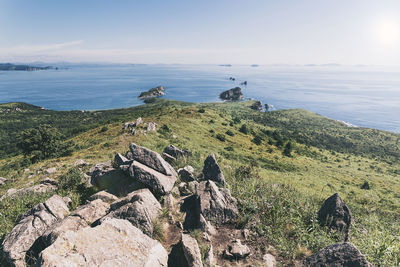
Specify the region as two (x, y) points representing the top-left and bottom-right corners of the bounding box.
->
(263, 253), (277, 267)
(102, 189), (161, 235)
(318, 193), (352, 236)
(168, 234), (203, 267)
(204, 245), (215, 267)
(224, 239), (250, 260)
(197, 180), (238, 224)
(199, 214), (216, 235)
(2, 195), (71, 266)
(129, 143), (177, 177)
(163, 145), (192, 159)
(202, 154), (226, 185)
(38, 218), (168, 267)
(126, 151), (133, 160)
(88, 160), (113, 176)
(178, 165), (196, 182)
(0, 177), (8, 186)
(114, 153), (131, 171)
(72, 199), (110, 224)
(147, 122), (157, 132)
(45, 167), (57, 174)
(73, 159), (87, 167)
(138, 86), (166, 99)
(128, 160), (177, 195)
(90, 161), (128, 190)
(88, 190), (118, 203)
(304, 242), (372, 266)
(220, 87), (243, 101)
(178, 182), (196, 196)
(163, 152), (177, 164)
(250, 100), (263, 111)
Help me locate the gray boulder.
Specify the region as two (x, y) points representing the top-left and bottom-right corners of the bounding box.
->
(304, 242), (372, 266)
(202, 154), (226, 185)
(168, 234), (203, 267)
(163, 145), (192, 159)
(72, 199), (110, 224)
(318, 193), (352, 239)
(2, 195), (71, 266)
(178, 165), (196, 182)
(114, 153), (131, 167)
(129, 143), (177, 177)
(38, 218), (168, 267)
(224, 239), (251, 260)
(88, 190), (118, 203)
(102, 188), (161, 236)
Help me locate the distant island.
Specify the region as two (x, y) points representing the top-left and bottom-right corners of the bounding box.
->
(138, 86), (166, 99)
(0, 63), (55, 71)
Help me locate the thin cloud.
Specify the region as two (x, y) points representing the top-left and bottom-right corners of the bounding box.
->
(0, 40), (84, 54)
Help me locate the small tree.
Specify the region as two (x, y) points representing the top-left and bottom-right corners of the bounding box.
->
(283, 142), (293, 157)
(239, 124), (249, 134)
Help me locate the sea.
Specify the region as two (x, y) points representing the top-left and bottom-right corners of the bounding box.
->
(0, 64), (399, 133)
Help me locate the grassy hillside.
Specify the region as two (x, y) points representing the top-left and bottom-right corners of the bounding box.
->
(1, 99), (399, 265)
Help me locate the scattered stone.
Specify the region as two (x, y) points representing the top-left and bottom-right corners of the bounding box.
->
(23, 168), (30, 173)
(163, 145), (192, 159)
(74, 159), (87, 167)
(263, 253), (277, 267)
(38, 218), (168, 267)
(0, 177), (8, 186)
(0, 179), (58, 201)
(202, 154), (226, 185)
(168, 233), (203, 267)
(45, 167), (57, 174)
(164, 193), (175, 210)
(224, 239), (250, 260)
(220, 87), (243, 101)
(318, 193), (352, 238)
(102, 188), (161, 235)
(361, 181), (370, 190)
(178, 165), (196, 182)
(1, 195), (71, 266)
(88, 190), (118, 203)
(138, 86), (166, 99)
(147, 122), (157, 132)
(304, 242), (372, 266)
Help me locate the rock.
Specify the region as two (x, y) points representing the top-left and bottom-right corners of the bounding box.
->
(147, 122), (157, 132)
(114, 153), (131, 168)
(178, 165), (196, 182)
(1, 195), (71, 266)
(202, 154), (226, 185)
(164, 193), (175, 210)
(128, 160), (177, 195)
(178, 182), (194, 196)
(138, 85), (166, 99)
(74, 159), (87, 167)
(163, 152), (177, 164)
(90, 161), (128, 190)
(168, 233), (203, 267)
(88, 190), (118, 203)
(40, 177), (57, 186)
(38, 218), (168, 267)
(199, 214), (216, 235)
(0, 177), (8, 186)
(318, 193), (352, 237)
(136, 117), (143, 126)
(122, 121), (135, 129)
(265, 104), (273, 111)
(304, 242), (372, 266)
(197, 180), (238, 224)
(163, 145), (192, 159)
(250, 100), (263, 111)
(102, 188), (161, 235)
(263, 253), (277, 267)
(0, 180), (57, 201)
(72, 199), (110, 224)
(129, 143), (177, 177)
(45, 167), (56, 174)
(224, 239), (250, 260)
(219, 87), (243, 101)
(88, 160), (113, 176)
(204, 245), (215, 267)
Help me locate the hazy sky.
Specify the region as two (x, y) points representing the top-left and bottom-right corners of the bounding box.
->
(1, 0), (400, 65)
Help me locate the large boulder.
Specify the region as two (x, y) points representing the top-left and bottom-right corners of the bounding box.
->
(202, 154), (226, 185)
(129, 143), (177, 177)
(88, 190), (118, 203)
(219, 87), (243, 101)
(224, 239), (251, 260)
(71, 199), (110, 224)
(128, 160), (176, 195)
(101, 189), (161, 236)
(38, 218), (168, 267)
(168, 234), (203, 267)
(304, 242), (372, 266)
(1, 195), (71, 266)
(178, 166), (196, 182)
(163, 145), (192, 159)
(318, 193), (352, 237)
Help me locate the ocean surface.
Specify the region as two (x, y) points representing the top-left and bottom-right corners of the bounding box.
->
(0, 64), (399, 133)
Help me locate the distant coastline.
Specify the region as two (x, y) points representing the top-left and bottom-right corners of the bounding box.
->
(0, 63), (55, 71)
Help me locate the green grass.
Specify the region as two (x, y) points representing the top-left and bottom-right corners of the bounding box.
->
(1, 99), (400, 266)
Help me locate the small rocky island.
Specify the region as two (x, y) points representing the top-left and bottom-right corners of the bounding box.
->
(138, 86), (166, 99)
(219, 87), (243, 101)
(0, 63), (53, 71)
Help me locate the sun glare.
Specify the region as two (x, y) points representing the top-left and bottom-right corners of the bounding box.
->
(375, 19), (400, 46)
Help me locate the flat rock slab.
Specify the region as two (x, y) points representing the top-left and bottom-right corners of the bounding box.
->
(38, 218), (168, 267)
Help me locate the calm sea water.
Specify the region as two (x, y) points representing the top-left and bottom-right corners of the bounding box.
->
(0, 64), (399, 133)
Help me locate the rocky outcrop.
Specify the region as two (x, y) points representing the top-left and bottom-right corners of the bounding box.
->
(304, 242), (372, 266)
(73, 159), (87, 167)
(138, 86), (166, 99)
(250, 101), (263, 111)
(101, 189), (161, 236)
(178, 166), (196, 182)
(318, 193), (352, 238)
(168, 234), (203, 267)
(224, 239), (250, 260)
(202, 154), (225, 185)
(163, 145), (192, 159)
(146, 122), (157, 132)
(38, 218), (168, 267)
(219, 87), (243, 101)
(2, 195), (71, 266)
(263, 253), (277, 267)
(88, 190), (118, 203)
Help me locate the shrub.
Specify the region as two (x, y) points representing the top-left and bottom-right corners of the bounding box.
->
(216, 133), (226, 142)
(226, 130), (235, 136)
(283, 142), (293, 157)
(198, 108), (206, 113)
(58, 168), (83, 191)
(100, 126), (108, 132)
(252, 135), (263, 145)
(239, 124), (249, 134)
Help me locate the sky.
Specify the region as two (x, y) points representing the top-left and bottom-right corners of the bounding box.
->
(1, 0), (400, 65)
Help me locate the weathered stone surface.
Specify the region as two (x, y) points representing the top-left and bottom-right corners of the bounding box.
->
(74, 159), (87, 167)
(168, 234), (203, 267)
(147, 122), (157, 132)
(163, 145), (192, 159)
(178, 165), (196, 182)
(204, 244), (214, 267)
(102, 189), (161, 235)
(40, 177), (57, 187)
(162, 152), (177, 164)
(90, 161), (134, 194)
(114, 153), (131, 167)
(318, 193), (352, 237)
(2, 195), (71, 266)
(202, 154), (226, 185)
(72, 199), (110, 224)
(304, 242), (372, 267)
(88, 190), (118, 203)
(129, 143), (177, 177)
(128, 160), (176, 195)
(219, 87), (243, 101)
(88, 160), (113, 176)
(263, 253), (277, 267)
(197, 180), (238, 224)
(45, 167), (57, 174)
(38, 218), (168, 267)
(0, 180), (58, 201)
(224, 239), (250, 260)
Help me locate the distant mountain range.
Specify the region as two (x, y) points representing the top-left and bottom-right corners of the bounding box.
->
(0, 63), (54, 71)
